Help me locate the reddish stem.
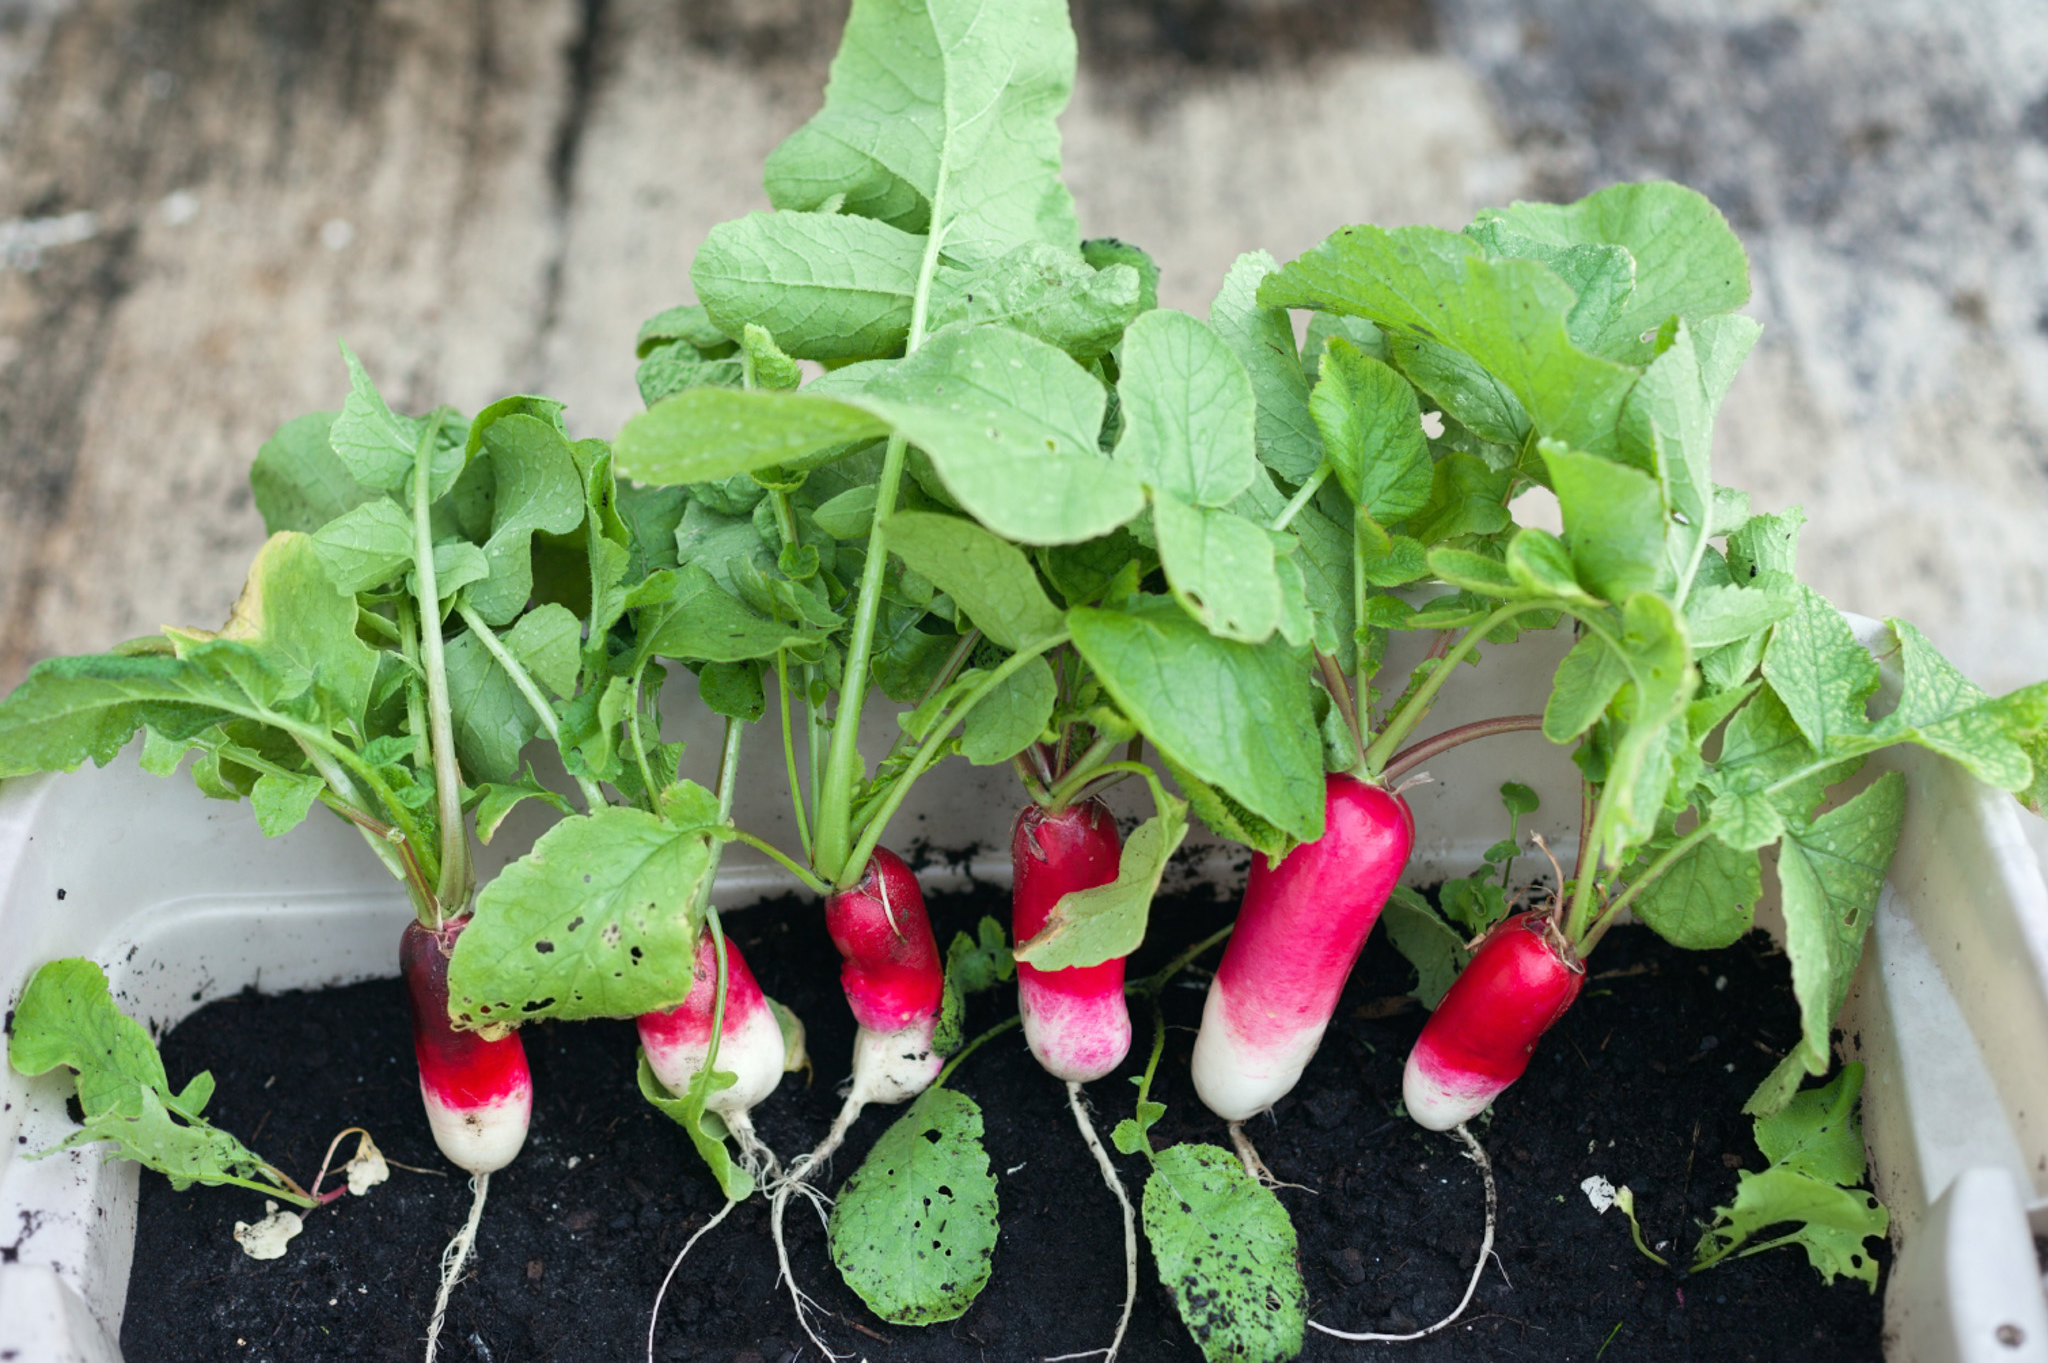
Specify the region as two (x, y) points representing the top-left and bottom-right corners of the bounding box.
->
(1382, 714), (1545, 783)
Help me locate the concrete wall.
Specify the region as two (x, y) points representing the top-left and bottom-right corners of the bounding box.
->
(0, 0), (2043, 692)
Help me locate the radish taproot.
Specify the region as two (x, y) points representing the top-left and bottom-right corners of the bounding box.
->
(1403, 908), (1585, 1131)
(1190, 774), (1414, 1130)
(401, 918), (531, 1363)
(1012, 797), (1131, 1084)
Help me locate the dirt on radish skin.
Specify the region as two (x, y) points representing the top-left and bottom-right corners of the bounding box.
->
(122, 884), (1881, 1363)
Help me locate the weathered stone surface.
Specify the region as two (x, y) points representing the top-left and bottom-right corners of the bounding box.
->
(0, 0), (2042, 694)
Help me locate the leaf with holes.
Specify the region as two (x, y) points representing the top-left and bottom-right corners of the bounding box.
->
(827, 1087), (1000, 1325)
(1142, 1142), (1306, 1363)
(447, 807), (713, 1025)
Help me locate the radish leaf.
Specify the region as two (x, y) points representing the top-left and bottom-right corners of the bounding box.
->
(1152, 494), (1283, 643)
(1015, 795), (1188, 971)
(925, 243), (1141, 359)
(1631, 832), (1760, 950)
(448, 806), (715, 1023)
(692, 211), (923, 362)
(1383, 886), (1471, 1009)
(883, 511), (1065, 651)
(827, 1088), (1000, 1325)
(958, 654), (1056, 766)
(1210, 250), (1322, 483)
(635, 1050), (754, 1203)
(1310, 337), (1432, 523)
(1142, 1142), (1306, 1363)
(1114, 309), (1258, 508)
(616, 387), (889, 487)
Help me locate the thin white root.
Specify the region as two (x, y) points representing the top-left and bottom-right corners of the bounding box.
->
(1227, 1120), (1313, 1192)
(646, 1198), (738, 1363)
(767, 1096), (866, 1363)
(728, 1110), (783, 1185)
(1309, 1121), (1497, 1344)
(423, 1171), (489, 1363)
(1055, 1081), (1137, 1363)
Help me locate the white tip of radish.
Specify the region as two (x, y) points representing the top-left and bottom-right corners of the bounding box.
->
(851, 1016), (942, 1106)
(421, 1080), (531, 1175)
(640, 1002), (788, 1118)
(1020, 981), (1132, 1085)
(1189, 978), (1327, 1122)
(1401, 1046), (1503, 1132)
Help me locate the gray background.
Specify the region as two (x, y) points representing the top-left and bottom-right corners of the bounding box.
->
(1, 0), (2044, 697)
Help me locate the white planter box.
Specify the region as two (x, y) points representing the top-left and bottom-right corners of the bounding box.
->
(1, 624), (2043, 1362)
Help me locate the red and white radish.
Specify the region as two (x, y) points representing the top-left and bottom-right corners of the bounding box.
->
(401, 917), (532, 1363)
(823, 845), (946, 1110)
(402, 919), (532, 1176)
(1012, 798), (1131, 1084)
(1191, 774), (1414, 1124)
(773, 847), (947, 1358)
(639, 929), (786, 1172)
(1402, 908), (1584, 1131)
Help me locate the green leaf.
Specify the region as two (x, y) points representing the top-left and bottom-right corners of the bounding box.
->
(698, 660), (767, 723)
(473, 771), (573, 845)
(1542, 442), (1668, 601)
(1152, 496), (1283, 643)
(1543, 632), (1630, 744)
(1761, 586), (1880, 758)
(1015, 797), (1189, 970)
(328, 345), (422, 493)
(827, 1088), (1001, 1325)
(691, 211), (924, 361)
(1260, 226), (1640, 458)
(1697, 1065), (1884, 1289)
(1381, 886), (1471, 1009)
(1071, 597), (1324, 843)
(882, 512), (1065, 651)
(1084, 237), (1160, 311)
(616, 387), (889, 488)
(442, 630), (540, 786)
(1872, 620), (2045, 791)
(762, 0), (1078, 266)
(1114, 309), (1258, 508)
(636, 1051), (755, 1203)
(1709, 788), (1787, 852)
(1685, 576), (1797, 650)
(1776, 774), (1905, 1079)
(1163, 754), (1297, 864)
(864, 326), (1146, 545)
(450, 806), (714, 1024)
(1439, 876), (1509, 936)
(205, 532), (382, 731)
(1209, 250), (1322, 482)
(636, 344), (745, 408)
(1408, 451), (1512, 546)
(1142, 1143), (1307, 1363)
(1632, 832), (1761, 949)
(925, 242), (1141, 359)
(637, 566), (826, 664)
(1499, 780), (1540, 817)
(250, 412), (376, 535)
(1310, 338), (1432, 523)
(1387, 333), (1528, 448)
(8, 959), (296, 1199)
(1471, 182), (1751, 364)
(309, 498), (414, 594)
(504, 603), (583, 698)
(465, 415), (588, 625)
(740, 324), (803, 391)
(636, 303), (735, 358)
(1728, 507), (1808, 581)
(959, 654), (1057, 765)
(250, 770), (325, 837)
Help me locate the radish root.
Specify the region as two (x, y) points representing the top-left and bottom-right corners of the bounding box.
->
(1226, 1120), (1313, 1192)
(767, 1094), (865, 1363)
(423, 1171), (489, 1363)
(1309, 1121), (1497, 1344)
(646, 1198), (739, 1363)
(1049, 1080), (1136, 1363)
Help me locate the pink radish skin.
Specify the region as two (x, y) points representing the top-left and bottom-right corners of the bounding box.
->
(826, 847), (945, 1103)
(1191, 775), (1414, 1122)
(1403, 910), (1584, 1131)
(639, 932), (786, 1120)
(402, 919), (532, 1176)
(1012, 799), (1130, 1083)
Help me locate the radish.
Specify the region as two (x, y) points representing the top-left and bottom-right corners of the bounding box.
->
(639, 929), (786, 1174)
(1190, 774), (1414, 1136)
(1012, 797), (1131, 1083)
(772, 846), (946, 1358)
(1402, 908), (1585, 1131)
(401, 918), (532, 1363)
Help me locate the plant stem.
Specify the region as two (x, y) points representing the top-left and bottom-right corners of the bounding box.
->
(628, 669), (661, 814)
(934, 1014), (1021, 1089)
(774, 653), (813, 862)
(455, 602), (606, 813)
(838, 631), (1069, 890)
(1382, 714), (1545, 783)
(1576, 821), (1717, 950)
(1136, 923), (1234, 998)
(813, 431), (909, 881)
(1270, 463), (1331, 533)
(1127, 999), (1169, 1160)
(407, 413), (471, 914)
(1361, 601), (1543, 778)
(1318, 648), (1365, 772)
(916, 628), (982, 712)
(1045, 731), (1123, 810)
(723, 829), (832, 896)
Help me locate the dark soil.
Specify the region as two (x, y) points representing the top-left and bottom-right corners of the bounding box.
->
(122, 882), (1885, 1363)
